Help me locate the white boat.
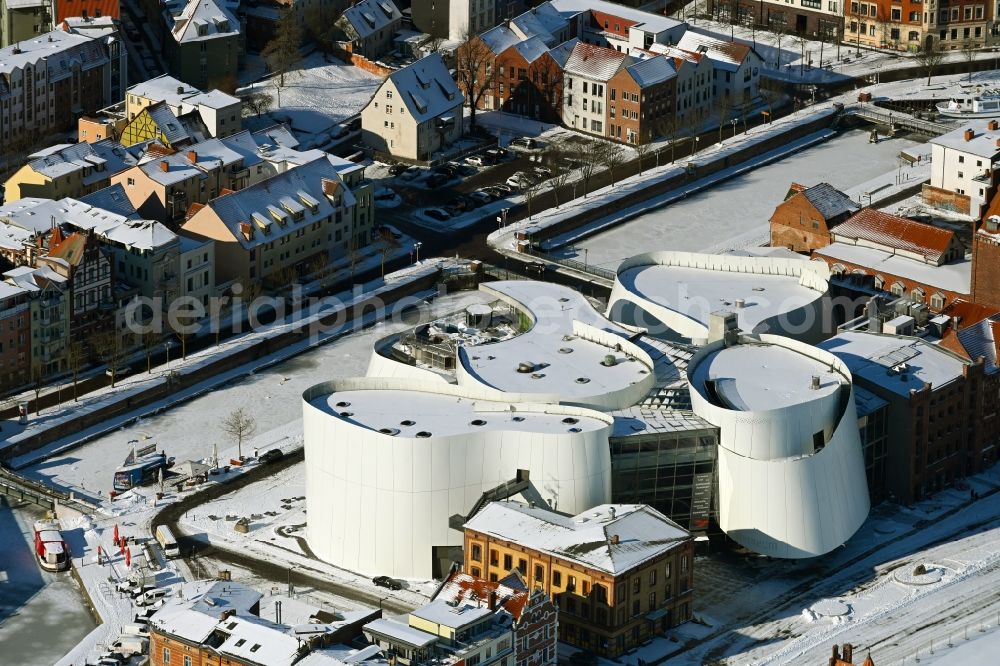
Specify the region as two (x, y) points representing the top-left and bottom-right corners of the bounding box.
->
(936, 91), (1000, 118)
(33, 519), (69, 572)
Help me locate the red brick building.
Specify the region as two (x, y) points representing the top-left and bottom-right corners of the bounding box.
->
(0, 282), (30, 391)
(607, 55), (676, 144)
(769, 182), (860, 253)
(972, 206), (1000, 312)
(813, 209), (971, 312)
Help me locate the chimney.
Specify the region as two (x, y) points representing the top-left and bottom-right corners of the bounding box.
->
(610, 534), (619, 544)
(187, 150), (198, 163)
(811, 375), (821, 390)
(995, 138), (1000, 149)
(488, 590), (497, 610)
(989, 120), (999, 131)
(240, 221), (253, 240)
(177, 86), (184, 94)
(832, 645), (841, 662)
(843, 644), (853, 662)
(159, 160), (169, 172)
(964, 128), (975, 141)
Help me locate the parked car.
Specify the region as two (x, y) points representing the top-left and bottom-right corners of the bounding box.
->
(511, 137), (538, 149)
(469, 191), (493, 204)
(505, 174), (526, 189)
(260, 448), (284, 464)
(532, 166), (553, 178)
(111, 636), (148, 656)
(106, 365), (132, 378)
(487, 184), (513, 196)
(128, 584), (157, 600)
(426, 173), (449, 188)
(136, 588), (169, 606)
(389, 163), (412, 176)
(122, 623), (150, 637)
(525, 261), (547, 275)
(465, 155), (486, 167)
(424, 208), (450, 221)
(373, 575), (403, 590)
(433, 164), (456, 177)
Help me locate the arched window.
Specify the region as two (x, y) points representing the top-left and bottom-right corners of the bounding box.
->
(930, 292), (946, 310)
(890, 282), (905, 297)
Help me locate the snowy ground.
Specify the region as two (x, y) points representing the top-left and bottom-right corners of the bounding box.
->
(20, 289), (491, 499)
(239, 52), (382, 149)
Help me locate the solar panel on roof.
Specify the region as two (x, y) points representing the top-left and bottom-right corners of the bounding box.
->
(872, 345), (920, 368)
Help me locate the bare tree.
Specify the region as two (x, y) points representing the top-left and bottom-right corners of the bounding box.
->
(522, 179), (540, 219)
(792, 34), (808, 76)
(242, 90), (274, 118)
(600, 142), (625, 186)
(655, 116), (679, 166)
(455, 29), (498, 130)
(916, 41), (944, 86)
(549, 159), (572, 208)
(143, 330), (160, 373)
(221, 408), (257, 460)
(68, 341), (85, 402)
(770, 20), (789, 70)
(715, 95), (731, 144)
(305, 4), (342, 53)
(575, 145), (597, 197)
(94, 330), (126, 388)
(961, 38), (978, 82)
(634, 140), (653, 175)
(31, 363), (44, 415)
(263, 8), (303, 88)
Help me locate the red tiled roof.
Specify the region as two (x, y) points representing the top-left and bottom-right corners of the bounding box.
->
(833, 208), (956, 263)
(57, 0), (121, 23)
(47, 232), (88, 267)
(436, 572), (529, 620)
(940, 298), (1000, 325)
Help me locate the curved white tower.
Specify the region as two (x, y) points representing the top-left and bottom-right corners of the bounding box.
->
(303, 377), (614, 579)
(686, 334), (870, 558)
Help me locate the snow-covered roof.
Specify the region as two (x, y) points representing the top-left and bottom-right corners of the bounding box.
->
(436, 571), (531, 621)
(610, 405), (713, 437)
(549, 0), (684, 36)
(80, 183), (139, 218)
(363, 618), (437, 648)
(170, 0), (240, 44)
(511, 2), (568, 45)
(215, 615), (302, 666)
(129, 75), (240, 110)
(465, 501), (689, 575)
(385, 53), (463, 124)
(146, 103), (193, 145)
(26, 139), (137, 183)
(624, 54), (677, 88)
(457, 281), (650, 400)
(251, 124), (300, 149)
(0, 29), (110, 80)
(797, 182), (860, 221)
(480, 25), (525, 55)
(547, 38), (578, 68)
(138, 150), (206, 186)
(339, 0), (401, 41)
(832, 209), (957, 264)
(0, 280), (28, 300)
(690, 342), (846, 412)
(931, 120), (1000, 159)
(677, 31), (753, 71)
(150, 580), (263, 644)
(410, 599), (493, 630)
(820, 331), (970, 396)
(311, 388), (608, 437)
(513, 36), (551, 64)
(59, 16), (120, 38)
(814, 243), (971, 295)
(564, 41), (630, 82)
(197, 156), (357, 251)
(0, 218), (36, 252)
(942, 313), (1000, 374)
(297, 646), (390, 665)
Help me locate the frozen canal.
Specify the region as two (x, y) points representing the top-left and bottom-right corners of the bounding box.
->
(566, 129), (920, 270)
(0, 499), (96, 666)
(24, 289), (492, 494)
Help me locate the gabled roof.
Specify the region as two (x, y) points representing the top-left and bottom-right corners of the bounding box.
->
(47, 231), (90, 267)
(146, 103), (193, 146)
(436, 571), (531, 621)
(0, 30), (110, 79)
(677, 31), (754, 71)
(26, 140), (137, 184)
(465, 501), (689, 575)
(511, 2), (568, 45)
(564, 41), (631, 82)
(797, 182), (860, 220)
(80, 183), (140, 218)
(385, 53), (463, 124)
(339, 0), (401, 41)
(193, 156), (357, 250)
(547, 38), (579, 69)
(940, 311), (1000, 374)
(623, 54), (677, 88)
(550, 0), (684, 36)
(170, 0), (240, 44)
(931, 120), (1000, 159)
(3, 265), (67, 292)
(512, 35), (550, 64)
(833, 208), (957, 264)
(479, 25), (522, 56)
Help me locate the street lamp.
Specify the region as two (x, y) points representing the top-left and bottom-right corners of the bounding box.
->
(731, 118), (738, 138)
(413, 242), (422, 264)
(163, 341), (171, 369)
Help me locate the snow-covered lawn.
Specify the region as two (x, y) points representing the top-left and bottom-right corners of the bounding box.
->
(240, 52), (382, 148)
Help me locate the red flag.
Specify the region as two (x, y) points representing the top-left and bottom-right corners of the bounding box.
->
(120, 540), (126, 556)
(125, 547), (131, 568)
(113, 524), (119, 544)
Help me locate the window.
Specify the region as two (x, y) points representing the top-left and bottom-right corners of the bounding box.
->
(489, 549), (498, 565)
(503, 554), (512, 570)
(931, 293), (946, 309)
(633, 577), (640, 594)
(162, 648), (171, 664)
(518, 558), (527, 574)
(632, 599), (640, 617)
(471, 544), (482, 562)
(553, 570), (562, 587)
(534, 564), (544, 582)
(616, 583), (627, 602)
(665, 562), (672, 579)
(183, 658), (192, 666)
(649, 591), (656, 610)
(681, 555), (688, 573)
(649, 569), (657, 586)
(567, 575), (577, 591)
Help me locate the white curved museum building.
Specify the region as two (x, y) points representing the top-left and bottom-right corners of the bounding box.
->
(607, 251), (832, 342)
(686, 332), (870, 558)
(303, 377), (614, 579)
